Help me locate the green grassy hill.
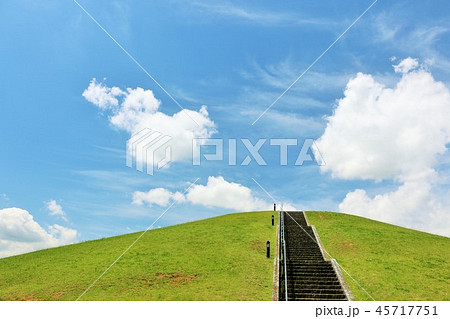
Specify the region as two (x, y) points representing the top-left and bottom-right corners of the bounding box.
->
(307, 211), (450, 301)
(0, 210), (448, 301)
(0, 211), (276, 301)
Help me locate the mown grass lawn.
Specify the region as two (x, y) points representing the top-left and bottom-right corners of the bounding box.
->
(0, 211), (276, 301)
(306, 211), (450, 301)
(2, 210), (447, 301)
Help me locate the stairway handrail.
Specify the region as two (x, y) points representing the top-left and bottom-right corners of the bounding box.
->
(281, 211), (288, 301)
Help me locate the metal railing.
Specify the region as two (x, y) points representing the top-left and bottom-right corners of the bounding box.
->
(279, 211), (288, 301)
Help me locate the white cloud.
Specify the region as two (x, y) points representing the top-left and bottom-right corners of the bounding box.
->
(132, 176), (296, 212)
(186, 176), (270, 211)
(121, 87), (160, 114)
(46, 199), (67, 221)
(83, 79), (216, 165)
(132, 188), (185, 207)
(82, 78), (124, 109)
(316, 58), (450, 236)
(48, 224), (78, 244)
(0, 208), (78, 258)
(316, 63), (450, 181)
(339, 175), (449, 236)
(393, 57), (419, 74)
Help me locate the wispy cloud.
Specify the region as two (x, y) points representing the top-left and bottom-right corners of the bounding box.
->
(73, 169), (191, 194)
(229, 58), (354, 125)
(241, 109), (324, 135)
(0, 193), (9, 203)
(370, 12), (450, 72)
(46, 200), (68, 222)
(91, 145), (126, 159)
(74, 170), (152, 192)
(241, 58), (352, 92)
(191, 1), (334, 27)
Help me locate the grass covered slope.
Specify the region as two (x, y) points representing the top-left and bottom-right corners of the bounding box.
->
(306, 211), (450, 301)
(0, 211), (276, 301)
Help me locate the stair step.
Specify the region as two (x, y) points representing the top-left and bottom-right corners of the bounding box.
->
(287, 264), (333, 269)
(289, 282), (341, 287)
(288, 281), (340, 286)
(290, 297), (347, 301)
(287, 264), (333, 268)
(287, 262), (327, 264)
(288, 276), (340, 280)
(287, 269), (336, 274)
(288, 293), (347, 300)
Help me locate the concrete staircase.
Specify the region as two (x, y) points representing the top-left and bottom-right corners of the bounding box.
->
(279, 211), (348, 301)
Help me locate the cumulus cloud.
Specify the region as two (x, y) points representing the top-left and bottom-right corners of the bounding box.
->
(316, 63), (450, 181)
(46, 200), (67, 221)
(0, 208), (78, 258)
(316, 58), (450, 236)
(132, 188), (185, 207)
(185, 176), (271, 211)
(393, 57), (419, 74)
(82, 78), (123, 109)
(83, 79), (216, 165)
(132, 176), (296, 212)
(339, 175), (449, 236)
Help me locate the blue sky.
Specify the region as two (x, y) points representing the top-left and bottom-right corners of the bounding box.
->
(1, 0), (450, 257)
